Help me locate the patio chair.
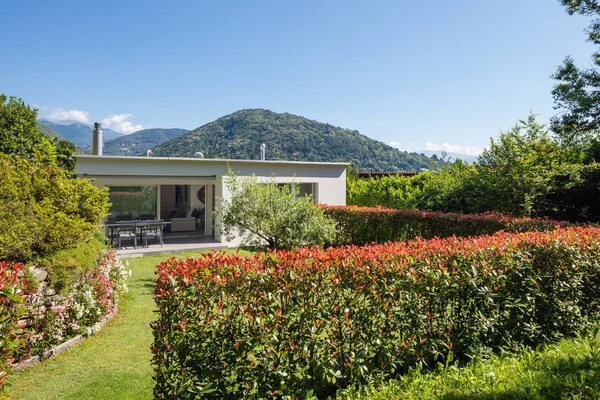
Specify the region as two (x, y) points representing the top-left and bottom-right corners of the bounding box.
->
(141, 219), (164, 248)
(117, 221), (138, 249)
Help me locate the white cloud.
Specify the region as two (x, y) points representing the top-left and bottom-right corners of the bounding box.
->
(33, 103), (48, 111)
(390, 141), (402, 147)
(423, 142), (484, 156)
(48, 108), (89, 123)
(100, 114), (144, 134)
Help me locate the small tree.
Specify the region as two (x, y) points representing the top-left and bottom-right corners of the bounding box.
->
(217, 171), (337, 249)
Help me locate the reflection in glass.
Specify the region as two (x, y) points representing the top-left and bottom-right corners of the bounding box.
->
(107, 186), (157, 222)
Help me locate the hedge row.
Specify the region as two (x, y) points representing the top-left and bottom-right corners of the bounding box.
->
(321, 205), (570, 246)
(152, 226), (600, 399)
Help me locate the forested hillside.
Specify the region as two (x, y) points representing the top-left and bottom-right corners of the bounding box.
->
(152, 109), (438, 171)
(36, 123), (64, 140)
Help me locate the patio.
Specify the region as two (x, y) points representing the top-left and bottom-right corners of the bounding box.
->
(115, 232), (227, 258)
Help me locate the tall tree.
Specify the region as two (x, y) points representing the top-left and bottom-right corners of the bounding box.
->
(0, 94), (43, 159)
(552, 0), (600, 145)
(0, 94), (76, 169)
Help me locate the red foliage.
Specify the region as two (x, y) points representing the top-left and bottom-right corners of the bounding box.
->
(152, 226), (600, 398)
(320, 205), (572, 245)
(0, 262), (35, 395)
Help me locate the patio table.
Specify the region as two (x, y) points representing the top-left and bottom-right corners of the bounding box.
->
(105, 220), (171, 248)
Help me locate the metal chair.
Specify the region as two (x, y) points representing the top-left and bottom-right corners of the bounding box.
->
(117, 221), (138, 249)
(141, 219), (164, 248)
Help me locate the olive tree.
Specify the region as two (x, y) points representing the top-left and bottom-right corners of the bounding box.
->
(217, 171), (337, 250)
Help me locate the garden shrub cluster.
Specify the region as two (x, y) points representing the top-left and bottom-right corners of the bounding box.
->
(0, 154), (109, 262)
(152, 226), (600, 399)
(0, 262), (35, 395)
(0, 251), (129, 397)
(321, 205), (570, 246)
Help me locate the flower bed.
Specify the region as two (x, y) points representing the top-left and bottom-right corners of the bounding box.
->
(321, 205), (571, 245)
(152, 227), (600, 399)
(0, 250), (130, 397)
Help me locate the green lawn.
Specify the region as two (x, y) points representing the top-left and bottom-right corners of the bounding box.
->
(5, 250), (251, 400)
(339, 327), (600, 400)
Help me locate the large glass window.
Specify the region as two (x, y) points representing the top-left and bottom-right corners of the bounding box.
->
(107, 186), (157, 222)
(276, 183), (316, 203)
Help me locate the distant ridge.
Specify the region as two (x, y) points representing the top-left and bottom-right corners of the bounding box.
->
(37, 119), (123, 148)
(36, 122), (64, 140)
(152, 109), (441, 172)
(417, 150), (479, 164)
(103, 128), (188, 156)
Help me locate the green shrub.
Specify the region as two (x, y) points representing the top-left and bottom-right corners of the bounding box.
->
(347, 172), (434, 209)
(321, 205), (569, 246)
(34, 235), (106, 295)
(152, 226), (600, 399)
(0, 154), (109, 262)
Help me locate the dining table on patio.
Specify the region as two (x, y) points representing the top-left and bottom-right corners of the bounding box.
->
(105, 220), (171, 249)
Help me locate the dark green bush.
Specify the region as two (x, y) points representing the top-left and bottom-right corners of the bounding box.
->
(537, 163), (600, 222)
(152, 227), (600, 399)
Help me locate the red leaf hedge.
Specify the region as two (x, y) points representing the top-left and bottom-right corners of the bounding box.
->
(152, 226), (600, 399)
(321, 205), (571, 245)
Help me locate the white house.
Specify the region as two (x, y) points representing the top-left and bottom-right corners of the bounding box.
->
(74, 155), (347, 247)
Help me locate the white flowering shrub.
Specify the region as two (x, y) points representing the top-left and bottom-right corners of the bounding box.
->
(26, 250), (131, 354)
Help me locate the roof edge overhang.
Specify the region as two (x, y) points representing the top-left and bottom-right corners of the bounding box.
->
(74, 154), (349, 167)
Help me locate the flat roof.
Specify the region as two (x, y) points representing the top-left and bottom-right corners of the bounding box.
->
(74, 154), (349, 167)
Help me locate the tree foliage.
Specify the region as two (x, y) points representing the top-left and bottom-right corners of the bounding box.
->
(552, 0), (600, 146)
(473, 115), (578, 215)
(0, 94), (77, 170)
(0, 94), (44, 159)
(347, 115), (600, 220)
(217, 171), (337, 249)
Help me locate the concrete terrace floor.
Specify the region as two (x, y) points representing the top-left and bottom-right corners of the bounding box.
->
(115, 234), (228, 258)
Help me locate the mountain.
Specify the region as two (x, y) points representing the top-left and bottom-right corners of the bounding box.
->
(37, 120), (123, 148)
(103, 128), (188, 156)
(417, 150), (479, 164)
(38, 118), (90, 126)
(36, 122), (64, 140)
(151, 109), (441, 172)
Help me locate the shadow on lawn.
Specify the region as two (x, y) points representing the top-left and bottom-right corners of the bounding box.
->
(127, 277), (156, 296)
(440, 352), (600, 400)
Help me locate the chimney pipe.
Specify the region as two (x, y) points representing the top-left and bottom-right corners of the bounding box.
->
(92, 122), (103, 156)
(260, 143), (266, 161)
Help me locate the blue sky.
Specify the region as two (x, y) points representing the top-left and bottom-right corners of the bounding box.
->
(1, 0), (595, 155)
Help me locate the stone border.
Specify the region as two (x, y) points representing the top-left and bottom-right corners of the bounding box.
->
(11, 300), (118, 371)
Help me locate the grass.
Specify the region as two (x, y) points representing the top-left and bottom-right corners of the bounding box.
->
(5, 250), (252, 400)
(6, 249), (600, 399)
(339, 327), (600, 400)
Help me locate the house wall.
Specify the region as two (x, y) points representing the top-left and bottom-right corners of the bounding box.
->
(76, 156), (347, 246)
